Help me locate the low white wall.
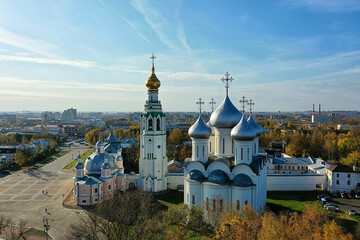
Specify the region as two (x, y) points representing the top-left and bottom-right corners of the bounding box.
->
(167, 173), (184, 190)
(267, 174), (327, 191)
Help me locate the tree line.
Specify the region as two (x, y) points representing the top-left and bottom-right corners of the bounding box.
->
(66, 190), (354, 240)
(260, 128), (360, 166)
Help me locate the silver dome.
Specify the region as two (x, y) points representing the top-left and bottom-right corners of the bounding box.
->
(209, 95), (242, 128)
(206, 121), (215, 136)
(96, 140), (104, 147)
(188, 116), (212, 139)
(231, 115), (257, 141)
(247, 115), (262, 136)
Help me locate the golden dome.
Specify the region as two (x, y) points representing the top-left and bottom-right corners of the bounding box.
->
(146, 65), (161, 90)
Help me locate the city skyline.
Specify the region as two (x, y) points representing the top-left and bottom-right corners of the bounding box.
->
(0, 0), (359, 112)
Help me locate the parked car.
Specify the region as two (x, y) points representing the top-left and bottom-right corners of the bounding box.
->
(349, 209), (357, 216)
(324, 196), (332, 202)
(341, 193), (348, 198)
(324, 203), (333, 208)
(327, 206), (340, 212)
(317, 195), (326, 200)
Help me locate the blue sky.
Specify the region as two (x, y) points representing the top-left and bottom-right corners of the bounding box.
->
(0, 0), (359, 112)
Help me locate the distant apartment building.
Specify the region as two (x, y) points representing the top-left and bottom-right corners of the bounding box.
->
(62, 108), (77, 121)
(0, 114), (16, 123)
(42, 111), (61, 121)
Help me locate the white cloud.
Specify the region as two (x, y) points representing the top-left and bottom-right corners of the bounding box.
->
(0, 27), (57, 57)
(281, 0), (360, 12)
(0, 55), (96, 68)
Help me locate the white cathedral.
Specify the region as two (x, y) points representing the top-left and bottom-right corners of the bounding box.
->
(73, 55), (266, 212)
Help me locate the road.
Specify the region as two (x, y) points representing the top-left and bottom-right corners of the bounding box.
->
(0, 144), (91, 240)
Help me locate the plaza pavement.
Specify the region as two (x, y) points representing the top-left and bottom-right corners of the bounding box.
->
(0, 145), (90, 240)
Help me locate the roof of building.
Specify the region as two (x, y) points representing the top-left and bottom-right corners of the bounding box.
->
(121, 138), (138, 144)
(231, 115), (257, 141)
(106, 132), (120, 143)
(327, 165), (355, 173)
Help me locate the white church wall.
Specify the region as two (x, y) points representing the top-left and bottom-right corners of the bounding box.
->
(267, 174), (327, 191)
(203, 183), (229, 202)
(231, 186), (253, 210)
(167, 173), (184, 190)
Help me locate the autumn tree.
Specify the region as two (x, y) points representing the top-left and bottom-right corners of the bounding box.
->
(85, 129), (100, 145)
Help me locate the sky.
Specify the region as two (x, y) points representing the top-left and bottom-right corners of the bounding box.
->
(0, 0), (359, 112)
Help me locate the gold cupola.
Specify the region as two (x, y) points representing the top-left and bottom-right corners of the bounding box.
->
(146, 54), (161, 90)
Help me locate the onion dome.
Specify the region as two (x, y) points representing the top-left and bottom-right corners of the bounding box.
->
(231, 115), (257, 141)
(209, 95), (242, 128)
(208, 170), (230, 184)
(188, 170), (205, 182)
(233, 174), (253, 187)
(247, 115), (262, 136)
(146, 65), (161, 90)
(115, 155), (122, 161)
(75, 154), (84, 169)
(188, 116), (212, 139)
(101, 157), (111, 169)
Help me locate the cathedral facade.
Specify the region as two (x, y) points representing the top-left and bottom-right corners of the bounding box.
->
(184, 73), (267, 212)
(73, 56), (266, 212)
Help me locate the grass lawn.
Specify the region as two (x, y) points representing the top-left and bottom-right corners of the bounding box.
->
(266, 191), (324, 213)
(63, 150), (92, 170)
(157, 191), (184, 207)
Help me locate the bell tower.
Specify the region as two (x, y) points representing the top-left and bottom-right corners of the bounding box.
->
(139, 54), (167, 193)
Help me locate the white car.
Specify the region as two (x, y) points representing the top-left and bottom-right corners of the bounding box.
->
(349, 209), (357, 216)
(327, 206), (340, 212)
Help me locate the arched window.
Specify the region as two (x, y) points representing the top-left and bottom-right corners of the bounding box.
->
(202, 146), (205, 157)
(241, 148), (243, 160)
(156, 118), (161, 131)
(196, 146), (199, 157)
(245, 200), (248, 205)
(236, 200), (240, 210)
(222, 138), (225, 154)
(148, 118), (153, 130)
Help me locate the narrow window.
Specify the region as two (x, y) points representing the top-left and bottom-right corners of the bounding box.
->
(156, 118), (161, 131)
(247, 148), (250, 160)
(236, 147), (238, 159)
(212, 199), (216, 211)
(337, 174), (339, 177)
(336, 180), (339, 185)
(206, 198), (209, 211)
(202, 146), (205, 157)
(241, 148), (243, 160)
(148, 118), (153, 130)
(236, 200), (240, 210)
(348, 174), (350, 178)
(187, 194), (189, 203)
(196, 146), (199, 157)
(220, 199), (223, 211)
(347, 180), (350, 185)
(222, 138), (225, 154)
(192, 195), (195, 205)
(232, 140), (234, 154)
(245, 200), (248, 205)
(94, 188), (98, 193)
(108, 185), (111, 190)
(254, 143), (256, 153)
(210, 141), (212, 152)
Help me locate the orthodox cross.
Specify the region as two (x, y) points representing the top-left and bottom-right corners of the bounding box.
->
(239, 96), (248, 113)
(209, 98), (216, 112)
(220, 72), (233, 96)
(248, 99), (255, 114)
(150, 54), (156, 67)
(196, 98), (205, 113)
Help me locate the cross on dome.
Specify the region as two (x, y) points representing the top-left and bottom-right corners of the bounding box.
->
(196, 97), (205, 113)
(220, 72), (234, 96)
(150, 54), (156, 67)
(209, 98), (216, 112)
(248, 99), (255, 114)
(239, 96), (248, 113)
